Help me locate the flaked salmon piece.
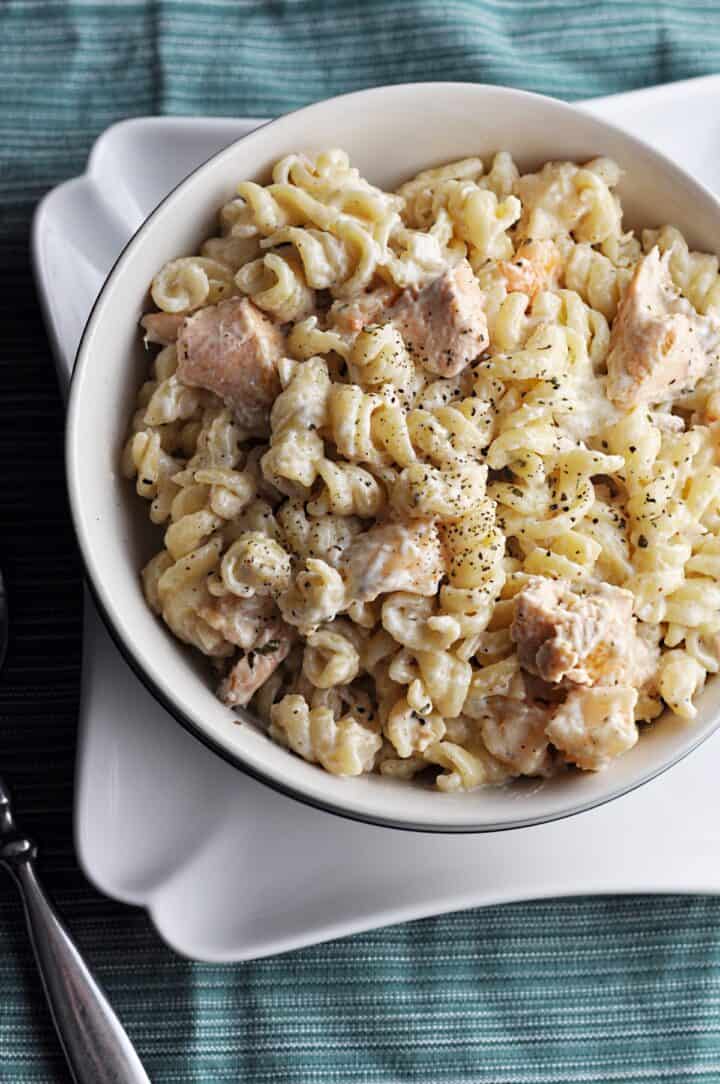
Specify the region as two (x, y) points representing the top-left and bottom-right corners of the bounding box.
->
(511, 576), (637, 687)
(480, 696), (554, 777)
(219, 623), (293, 708)
(177, 297), (284, 430)
(328, 285), (399, 336)
(521, 671), (567, 705)
(389, 259), (489, 376)
(607, 247), (720, 408)
(339, 518), (445, 603)
(198, 593), (277, 650)
(498, 240), (560, 300)
(141, 312), (185, 345)
(546, 685), (638, 770)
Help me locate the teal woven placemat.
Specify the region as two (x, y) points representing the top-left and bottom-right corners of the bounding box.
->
(4, 2), (720, 1080)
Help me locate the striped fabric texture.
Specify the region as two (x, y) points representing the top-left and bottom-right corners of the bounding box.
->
(4, 1), (720, 1080)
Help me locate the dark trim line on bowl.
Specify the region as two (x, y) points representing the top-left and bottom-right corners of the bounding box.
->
(63, 82), (720, 834)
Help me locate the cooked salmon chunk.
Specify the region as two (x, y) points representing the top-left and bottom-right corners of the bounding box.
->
(498, 240), (560, 300)
(140, 312), (185, 345)
(511, 576), (637, 687)
(546, 685), (638, 770)
(389, 259), (489, 376)
(606, 246), (720, 408)
(339, 519), (445, 603)
(219, 624), (293, 708)
(177, 297), (284, 430)
(198, 593), (278, 650)
(480, 696), (554, 776)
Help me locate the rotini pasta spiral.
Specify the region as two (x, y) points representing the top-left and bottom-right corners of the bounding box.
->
(235, 251), (315, 321)
(151, 257), (235, 314)
(643, 225), (720, 315)
(269, 694), (382, 776)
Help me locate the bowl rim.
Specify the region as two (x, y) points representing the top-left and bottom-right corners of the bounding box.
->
(66, 80), (720, 833)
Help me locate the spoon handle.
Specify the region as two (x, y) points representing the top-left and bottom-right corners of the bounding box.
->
(3, 843), (150, 1084)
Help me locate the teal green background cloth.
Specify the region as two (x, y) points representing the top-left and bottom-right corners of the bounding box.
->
(5, 1), (720, 1080)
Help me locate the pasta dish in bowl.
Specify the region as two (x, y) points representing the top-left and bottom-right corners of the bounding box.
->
(67, 83), (720, 831)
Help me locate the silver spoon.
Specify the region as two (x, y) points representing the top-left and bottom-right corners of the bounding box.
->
(0, 569), (151, 1083)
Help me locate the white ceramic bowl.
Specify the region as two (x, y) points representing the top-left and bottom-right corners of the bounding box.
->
(67, 82), (720, 832)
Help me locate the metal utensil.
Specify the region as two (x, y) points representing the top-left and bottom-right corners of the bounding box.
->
(0, 569), (151, 1083)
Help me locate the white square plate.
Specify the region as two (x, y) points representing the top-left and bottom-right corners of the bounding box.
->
(32, 76), (720, 961)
